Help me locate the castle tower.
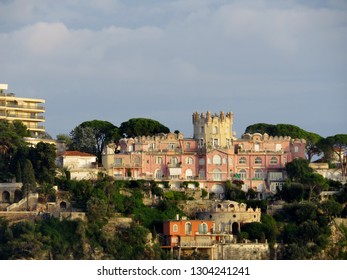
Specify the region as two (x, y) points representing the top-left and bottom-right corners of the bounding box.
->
(192, 111), (235, 148)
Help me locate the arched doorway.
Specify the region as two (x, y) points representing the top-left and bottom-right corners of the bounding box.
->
(232, 222), (239, 235)
(60, 201), (67, 210)
(2, 191), (10, 203)
(14, 190), (22, 203)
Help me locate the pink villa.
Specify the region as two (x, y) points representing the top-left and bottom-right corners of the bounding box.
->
(102, 111), (306, 197)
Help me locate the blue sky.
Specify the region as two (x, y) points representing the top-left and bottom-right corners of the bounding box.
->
(1, 0), (346, 138)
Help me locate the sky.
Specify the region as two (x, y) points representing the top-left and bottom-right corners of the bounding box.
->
(0, 0), (346, 139)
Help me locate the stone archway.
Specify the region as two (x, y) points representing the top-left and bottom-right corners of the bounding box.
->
(60, 201), (67, 210)
(14, 189), (22, 203)
(232, 222), (239, 235)
(2, 191), (10, 203)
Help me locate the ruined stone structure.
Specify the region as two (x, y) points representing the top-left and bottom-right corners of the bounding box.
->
(196, 200), (261, 234)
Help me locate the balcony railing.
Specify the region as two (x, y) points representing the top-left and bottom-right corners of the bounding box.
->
(3, 113), (45, 120)
(0, 103), (45, 111)
(113, 163), (142, 168)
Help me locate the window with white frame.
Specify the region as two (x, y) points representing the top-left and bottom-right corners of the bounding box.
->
(173, 224), (178, 232)
(155, 169), (163, 179)
(185, 222), (192, 235)
(213, 155), (222, 165)
(213, 126), (218, 134)
(186, 142), (191, 150)
(155, 157), (163, 164)
(186, 157), (193, 164)
(254, 169), (263, 179)
(239, 157), (246, 164)
(276, 144), (282, 151)
(239, 169), (247, 180)
(213, 168), (223, 181)
(294, 146), (299, 153)
(254, 143), (260, 151)
(270, 157), (278, 165)
(170, 157), (178, 165)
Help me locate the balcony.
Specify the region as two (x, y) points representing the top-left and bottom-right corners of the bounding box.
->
(4, 113), (45, 121)
(113, 163), (142, 168)
(238, 149), (283, 154)
(0, 102), (45, 111)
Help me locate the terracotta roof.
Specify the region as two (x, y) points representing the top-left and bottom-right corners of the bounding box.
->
(61, 151), (96, 157)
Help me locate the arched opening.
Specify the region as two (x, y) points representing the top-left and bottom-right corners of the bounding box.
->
(14, 189), (22, 203)
(60, 201), (67, 210)
(185, 169), (193, 180)
(155, 169), (163, 179)
(211, 184), (224, 199)
(185, 222), (192, 235)
(2, 191), (10, 203)
(232, 222), (239, 235)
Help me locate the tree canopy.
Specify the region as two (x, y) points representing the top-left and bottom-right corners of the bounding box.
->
(119, 118), (170, 138)
(70, 120), (120, 163)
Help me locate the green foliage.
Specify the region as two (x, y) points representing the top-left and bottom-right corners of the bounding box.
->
(70, 120), (120, 163)
(320, 199), (342, 219)
(119, 118), (170, 137)
(245, 123), (323, 161)
(285, 158), (313, 182)
(241, 222), (265, 242)
(224, 181), (246, 201)
(0, 120), (28, 182)
(22, 159), (36, 195)
(29, 142), (57, 184)
(181, 181), (199, 188)
(277, 183), (305, 203)
(163, 190), (188, 201)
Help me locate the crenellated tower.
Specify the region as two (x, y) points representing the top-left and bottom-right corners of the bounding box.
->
(192, 111), (235, 148)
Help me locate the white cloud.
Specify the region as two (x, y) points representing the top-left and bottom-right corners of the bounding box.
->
(0, 0), (346, 137)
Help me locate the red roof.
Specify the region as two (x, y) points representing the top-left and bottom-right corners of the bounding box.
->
(61, 151), (96, 157)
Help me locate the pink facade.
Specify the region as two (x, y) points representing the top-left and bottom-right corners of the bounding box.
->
(102, 112), (306, 196)
(103, 132), (306, 195)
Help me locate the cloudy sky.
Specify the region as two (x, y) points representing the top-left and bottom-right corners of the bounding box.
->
(1, 0), (346, 139)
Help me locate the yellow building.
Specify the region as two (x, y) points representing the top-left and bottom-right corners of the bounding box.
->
(0, 84), (45, 136)
(192, 111), (236, 149)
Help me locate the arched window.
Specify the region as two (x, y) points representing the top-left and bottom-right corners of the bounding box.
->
(173, 224), (178, 232)
(170, 157), (178, 165)
(294, 146), (299, 153)
(270, 157), (278, 165)
(185, 222), (192, 235)
(254, 157), (262, 164)
(2, 191), (10, 203)
(155, 157), (163, 164)
(239, 169), (247, 180)
(213, 126), (218, 134)
(155, 169), (163, 179)
(185, 169), (193, 179)
(186, 157), (193, 164)
(239, 157), (246, 164)
(254, 169), (263, 179)
(199, 223), (208, 234)
(213, 155), (222, 165)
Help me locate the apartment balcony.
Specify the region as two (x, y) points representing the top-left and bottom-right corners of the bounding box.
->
(3, 113), (45, 121)
(26, 124), (45, 131)
(0, 102), (45, 112)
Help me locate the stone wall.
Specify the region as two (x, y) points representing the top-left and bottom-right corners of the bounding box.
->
(214, 242), (271, 260)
